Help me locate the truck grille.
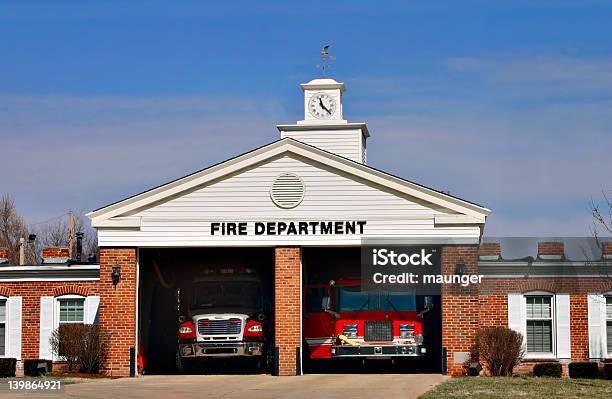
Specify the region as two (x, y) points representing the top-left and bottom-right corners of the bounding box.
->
(198, 318), (242, 335)
(364, 321), (393, 342)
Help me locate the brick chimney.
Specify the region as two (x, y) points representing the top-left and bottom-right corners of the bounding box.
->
(602, 241), (612, 260)
(0, 247), (8, 264)
(42, 247), (70, 264)
(479, 242), (501, 260)
(537, 241), (564, 260)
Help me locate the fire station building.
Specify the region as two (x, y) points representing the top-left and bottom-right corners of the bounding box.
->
(0, 77), (611, 377)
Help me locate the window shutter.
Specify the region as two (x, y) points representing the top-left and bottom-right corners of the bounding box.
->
(39, 296), (54, 360)
(587, 294), (605, 359)
(508, 293), (526, 343)
(555, 294), (571, 359)
(6, 297), (22, 359)
(86, 296), (100, 324)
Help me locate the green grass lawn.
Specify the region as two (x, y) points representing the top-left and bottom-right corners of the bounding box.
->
(419, 376), (612, 399)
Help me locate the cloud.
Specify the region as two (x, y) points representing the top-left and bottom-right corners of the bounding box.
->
(3, 54), (611, 237)
(1, 93), (286, 221)
(444, 55), (612, 92)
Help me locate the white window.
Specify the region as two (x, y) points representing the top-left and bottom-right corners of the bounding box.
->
(54, 295), (86, 330)
(509, 292), (569, 359)
(607, 296), (612, 355)
(0, 300), (5, 356)
(526, 295), (554, 354)
(58, 298), (85, 325)
(40, 295), (99, 360)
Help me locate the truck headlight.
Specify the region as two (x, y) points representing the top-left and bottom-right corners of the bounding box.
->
(343, 324), (358, 339)
(415, 334), (424, 345)
(399, 323), (414, 339)
(179, 326), (193, 334)
(247, 324), (263, 332)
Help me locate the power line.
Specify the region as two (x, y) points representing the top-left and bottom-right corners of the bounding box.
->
(27, 212), (70, 228)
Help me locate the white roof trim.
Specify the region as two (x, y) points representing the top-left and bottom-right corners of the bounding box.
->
(434, 215), (484, 225)
(0, 264), (99, 282)
(94, 217), (142, 228)
(88, 138), (490, 226)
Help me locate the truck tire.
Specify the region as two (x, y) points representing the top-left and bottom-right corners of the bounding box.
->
(176, 351), (191, 374)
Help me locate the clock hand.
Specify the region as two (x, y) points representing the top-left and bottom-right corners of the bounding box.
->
(319, 98), (332, 114)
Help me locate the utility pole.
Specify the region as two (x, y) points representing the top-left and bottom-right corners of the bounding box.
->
(68, 211), (75, 259)
(19, 237), (25, 265)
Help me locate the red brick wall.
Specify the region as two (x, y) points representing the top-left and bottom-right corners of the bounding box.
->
(537, 242), (564, 256)
(478, 295), (507, 327)
(441, 245), (479, 376)
(98, 247), (137, 377)
(0, 281), (99, 361)
(41, 247), (70, 259)
(476, 277), (609, 374)
(570, 295), (589, 361)
(479, 243), (501, 257)
(274, 247), (301, 376)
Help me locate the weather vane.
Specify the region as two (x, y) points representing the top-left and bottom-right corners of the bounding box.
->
(316, 45), (336, 77)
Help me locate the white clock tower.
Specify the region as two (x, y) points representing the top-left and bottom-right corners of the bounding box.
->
(277, 77), (370, 164)
(298, 78), (347, 124)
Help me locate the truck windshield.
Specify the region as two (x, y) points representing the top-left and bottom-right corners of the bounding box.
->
(192, 282), (261, 310)
(336, 286), (376, 311)
(380, 291), (416, 311)
(334, 286), (417, 312)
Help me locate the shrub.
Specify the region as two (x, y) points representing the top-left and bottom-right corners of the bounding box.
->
(78, 324), (111, 373)
(0, 358), (16, 377)
(50, 324), (111, 373)
(470, 326), (525, 376)
(533, 362), (562, 377)
(604, 363), (612, 380)
(50, 324), (86, 372)
(568, 362), (599, 379)
(24, 359), (53, 376)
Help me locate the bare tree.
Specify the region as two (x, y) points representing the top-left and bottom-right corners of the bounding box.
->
(591, 190), (612, 240)
(37, 213), (98, 262)
(0, 194), (38, 264)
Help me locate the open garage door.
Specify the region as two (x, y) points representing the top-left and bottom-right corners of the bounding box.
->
(301, 247), (442, 374)
(138, 248), (274, 374)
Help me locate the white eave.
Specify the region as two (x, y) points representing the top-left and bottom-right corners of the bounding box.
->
(88, 138), (490, 227)
(277, 122), (370, 138)
(0, 264), (100, 282)
(300, 78), (346, 92)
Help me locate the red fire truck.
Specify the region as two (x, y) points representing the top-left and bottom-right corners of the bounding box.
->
(303, 278), (433, 360)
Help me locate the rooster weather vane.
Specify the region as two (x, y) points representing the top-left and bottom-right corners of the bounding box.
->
(316, 45), (336, 77)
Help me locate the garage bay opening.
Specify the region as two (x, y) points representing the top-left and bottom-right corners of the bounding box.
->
(138, 248), (274, 375)
(302, 247), (442, 374)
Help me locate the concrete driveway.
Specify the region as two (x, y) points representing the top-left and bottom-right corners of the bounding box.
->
(3, 374), (447, 399)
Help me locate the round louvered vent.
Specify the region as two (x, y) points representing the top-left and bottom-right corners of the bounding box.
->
(270, 173), (305, 209)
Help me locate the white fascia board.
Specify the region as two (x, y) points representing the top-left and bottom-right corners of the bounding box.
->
(92, 217), (142, 228)
(285, 143), (490, 219)
(0, 265), (100, 282)
(89, 139), (490, 224)
(96, 237), (481, 248)
(277, 122), (370, 138)
(434, 215), (485, 225)
(0, 265), (100, 272)
(88, 140), (292, 223)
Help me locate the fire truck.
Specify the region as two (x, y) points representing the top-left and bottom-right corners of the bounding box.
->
(303, 278), (433, 360)
(175, 268), (270, 372)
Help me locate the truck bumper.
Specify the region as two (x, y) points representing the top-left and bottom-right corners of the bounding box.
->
(179, 342), (263, 358)
(331, 344), (426, 358)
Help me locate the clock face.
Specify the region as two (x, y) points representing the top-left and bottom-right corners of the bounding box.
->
(308, 93), (337, 119)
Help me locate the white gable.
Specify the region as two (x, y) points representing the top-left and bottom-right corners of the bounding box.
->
(96, 152), (485, 247)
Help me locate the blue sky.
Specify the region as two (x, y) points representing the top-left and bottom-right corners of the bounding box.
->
(1, 1), (611, 236)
